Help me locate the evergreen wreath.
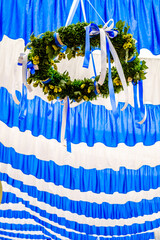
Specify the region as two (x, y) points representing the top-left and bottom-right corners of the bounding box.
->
(25, 20), (147, 102)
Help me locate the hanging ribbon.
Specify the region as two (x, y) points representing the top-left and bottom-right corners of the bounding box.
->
(90, 49), (99, 95)
(18, 53), (33, 120)
(128, 57), (146, 125)
(65, 0), (81, 27)
(132, 79), (146, 125)
(83, 23), (100, 68)
(14, 53), (26, 105)
(61, 97), (71, 152)
(60, 0), (87, 151)
(83, 19), (128, 112)
(105, 31), (128, 111)
(107, 42), (119, 118)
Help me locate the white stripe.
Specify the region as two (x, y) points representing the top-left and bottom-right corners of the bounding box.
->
(0, 202), (78, 239)
(0, 217), (37, 225)
(0, 200), (158, 239)
(0, 190), (158, 239)
(2, 181), (160, 229)
(0, 121), (160, 171)
(1, 36), (160, 106)
(2, 163), (160, 205)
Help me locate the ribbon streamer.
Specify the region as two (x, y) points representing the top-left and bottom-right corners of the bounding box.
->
(90, 50), (99, 95)
(107, 42), (119, 118)
(83, 19), (128, 112)
(61, 97), (71, 152)
(138, 79), (147, 124)
(105, 33), (128, 111)
(98, 28), (107, 85)
(15, 53), (27, 105)
(65, 0), (80, 27)
(18, 53), (33, 120)
(132, 80), (146, 125)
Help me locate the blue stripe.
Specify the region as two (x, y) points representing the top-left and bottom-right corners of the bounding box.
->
(0, 229), (46, 239)
(0, 231), (154, 240)
(0, 209), (157, 238)
(0, 87), (160, 147)
(3, 188), (160, 222)
(0, 221), (43, 232)
(1, 142), (160, 195)
(0, 238), (15, 240)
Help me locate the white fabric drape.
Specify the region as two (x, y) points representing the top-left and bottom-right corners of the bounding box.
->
(1, 35), (160, 107)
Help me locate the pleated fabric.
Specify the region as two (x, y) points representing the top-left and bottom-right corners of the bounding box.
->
(0, 0), (160, 54)
(0, 1), (160, 239)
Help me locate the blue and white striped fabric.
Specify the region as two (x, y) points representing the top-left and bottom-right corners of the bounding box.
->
(0, 1), (160, 239)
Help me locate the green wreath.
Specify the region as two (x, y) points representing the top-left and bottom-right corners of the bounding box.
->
(25, 20), (147, 102)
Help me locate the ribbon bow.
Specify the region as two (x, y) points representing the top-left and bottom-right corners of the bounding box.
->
(27, 61), (39, 78)
(102, 19), (118, 38)
(83, 19), (129, 115)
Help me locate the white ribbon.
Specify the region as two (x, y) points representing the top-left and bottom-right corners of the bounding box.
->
(98, 28), (107, 85)
(13, 54), (27, 105)
(61, 98), (85, 147)
(65, 0), (81, 27)
(80, 0), (87, 22)
(106, 34), (129, 111)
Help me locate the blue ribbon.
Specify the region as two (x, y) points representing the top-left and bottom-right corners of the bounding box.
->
(107, 42), (119, 118)
(128, 55), (136, 63)
(133, 81), (140, 121)
(27, 61), (35, 75)
(83, 23), (99, 68)
(19, 84), (28, 120)
(139, 79), (145, 114)
(83, 25), (91, 68)
(90, 49), (98, 95)
(132, 79), (145, 126)
(60, 45), (67, 53)
(42, 78), (51, 84)
(66, 97), (71, 152)
(53, 33), (64, 48)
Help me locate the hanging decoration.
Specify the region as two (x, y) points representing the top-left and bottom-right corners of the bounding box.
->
(21, 20), (147, 103)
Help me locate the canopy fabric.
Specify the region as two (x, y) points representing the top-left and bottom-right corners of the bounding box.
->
(0, 1), (160, 239)
(0, 0), (160, 54)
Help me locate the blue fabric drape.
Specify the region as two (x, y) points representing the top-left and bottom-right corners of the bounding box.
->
(0, 1), (160, 238)
(0, 87), (160, 147)
(1, 141), (160, 196)
(0, 0), (160, 54)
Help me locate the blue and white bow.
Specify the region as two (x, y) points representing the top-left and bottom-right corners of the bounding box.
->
(83, 19), (129, 113)
(27, 61), (39, 78)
